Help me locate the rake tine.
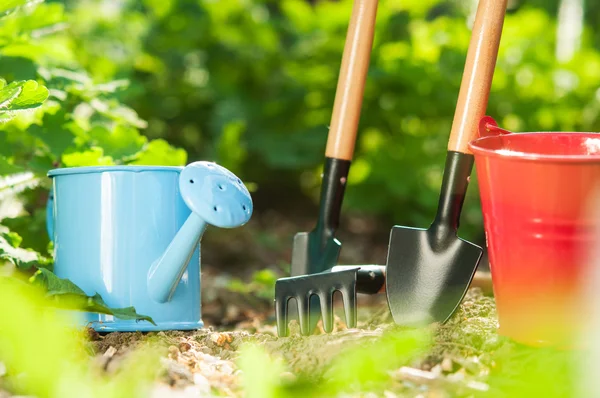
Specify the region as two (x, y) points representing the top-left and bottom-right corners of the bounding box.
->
(319, 290), (335, 333)
(340, 284), (357, 328)
(275, 293), (290, 337)
(297, 294), (311, 336)
(274, 266), (384, 337)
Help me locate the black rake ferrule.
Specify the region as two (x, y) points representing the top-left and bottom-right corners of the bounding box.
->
(432, 151), (475, 235)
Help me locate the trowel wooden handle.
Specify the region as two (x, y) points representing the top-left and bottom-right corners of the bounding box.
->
(447, 0), (507, 154)
(325, 0), (378, 161)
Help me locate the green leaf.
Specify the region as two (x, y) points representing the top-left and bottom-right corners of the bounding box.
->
(89, 98), (147, 129)
(0, 81), (22, 108)
(2, 231), (21, 247)
(15, 3), (66, 34)
(31, 267), (86, 296)
(25, 152), (55, 174)
(129, 139), (187, 166)
(27, 111), (76, 160)
(0, 79), (48, 123)
(7, 80), (49, 111)
(88, 124), (147, 160)
(2, 209), (52, 255)
(0, 230), (46, 270)
(0, 112), (16, 123)
(61, 147), (114, 167)
(31, 268), (156, 325)
(0, 0), (31, 15)
(0, 57), (38, 82)
(0, 80), (48, 111)
(0, 155), (25, 174)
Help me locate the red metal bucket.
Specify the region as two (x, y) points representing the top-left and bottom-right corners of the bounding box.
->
(469, 116), (600, 347)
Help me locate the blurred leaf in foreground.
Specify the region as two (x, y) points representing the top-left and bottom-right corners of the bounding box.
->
(236, 327), (433, 398)
(238, 344), (286, 398)
(0, 0), (33, 16)
(0, 275), (161, 398)
(0, 276), (95, 398)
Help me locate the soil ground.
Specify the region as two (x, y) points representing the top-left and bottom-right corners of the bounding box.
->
(87, 287), (500, 398)
(84, 209), (503, 397)
(0, 210), (578, 397)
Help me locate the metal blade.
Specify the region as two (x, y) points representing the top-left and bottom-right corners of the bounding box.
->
(290, 232), (310, 277)
(385, 226), (483, 326)
(291, 231), (342, 276)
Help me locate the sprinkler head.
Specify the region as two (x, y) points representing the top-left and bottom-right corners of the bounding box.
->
(179, 161), (253, 228)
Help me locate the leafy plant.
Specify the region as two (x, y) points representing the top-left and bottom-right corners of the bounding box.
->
(0, 79), (48, 123)
(60, 0), (600, 245)
(227, 269), (279, 301)
(31, 268), (155, 324)
(0, 0), (187, 321)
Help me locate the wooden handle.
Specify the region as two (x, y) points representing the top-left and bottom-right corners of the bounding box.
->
(448, 0), (507, 153)
(325, 0), (378, 161)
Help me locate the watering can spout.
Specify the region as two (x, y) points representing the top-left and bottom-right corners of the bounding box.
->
(146, 161), (253, 304)
(147, 213), (207, 303)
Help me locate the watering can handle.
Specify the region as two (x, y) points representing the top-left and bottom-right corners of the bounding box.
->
(447, 0), (507, 154)
(46, 191), (54, 242)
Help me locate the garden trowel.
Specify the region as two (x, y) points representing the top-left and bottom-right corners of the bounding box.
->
(384, 0), (507, 327)
(279, 0), (380, 335)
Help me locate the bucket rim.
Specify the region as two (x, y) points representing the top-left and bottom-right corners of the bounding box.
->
(468, 132), (600, 163)
(47, 165), (184, 177)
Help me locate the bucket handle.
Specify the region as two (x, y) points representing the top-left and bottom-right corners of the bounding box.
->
(478, 116), (513, 138)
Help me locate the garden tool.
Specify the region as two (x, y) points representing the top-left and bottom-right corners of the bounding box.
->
(384, 0), (507, 327)
(276, 265), (385, 336)
(290, 0), (377, 278)
(277, 0), (379, 336)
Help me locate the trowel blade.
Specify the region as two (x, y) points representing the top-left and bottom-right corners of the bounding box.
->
(385, 225), (483, 327)
(290, 231), (342, 277)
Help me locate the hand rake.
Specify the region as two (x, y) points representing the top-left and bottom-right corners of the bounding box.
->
(277, 0), (380, 336)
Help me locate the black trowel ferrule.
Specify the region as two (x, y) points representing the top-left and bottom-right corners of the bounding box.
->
(431, 151), (474, 237)
(313, 157), (351, 247)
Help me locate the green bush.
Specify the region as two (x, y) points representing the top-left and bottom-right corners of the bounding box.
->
(60, 0), (600, 243)
(3, 0), (600, 288)
(0, 0), (186, 320)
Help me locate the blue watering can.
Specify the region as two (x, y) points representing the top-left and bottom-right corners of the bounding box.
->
(46, 161), (253, 332)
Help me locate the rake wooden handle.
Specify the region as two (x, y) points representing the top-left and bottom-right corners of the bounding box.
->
(448, 0), (507, 154)
(325, 0), (378, 161)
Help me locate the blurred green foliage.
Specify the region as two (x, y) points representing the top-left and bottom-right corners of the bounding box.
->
(0, 0), (187, 230)
(0, 0), (183, 320)
(0, 1), (598, 396)
(56, 0), (600, 243)
(3, 0), (600, 247)
(235, 326), (585, 398)
(0, 275), (162, 398)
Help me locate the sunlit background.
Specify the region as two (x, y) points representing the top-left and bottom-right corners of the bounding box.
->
(1, 0), (600, 396)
